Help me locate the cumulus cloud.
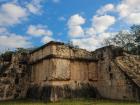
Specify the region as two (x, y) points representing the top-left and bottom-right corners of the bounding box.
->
(41, 36), (54, 43)
(0, 3), (27, 26)
(0, 35), (31, 48)
(0, 27), (7, 33)
(71, 37), (99, 51)
(68, 14), (85, 26)
(68, 0), (140, 51)
(92, 15), (116, 33)
(68, 26), (84, 38)
(67, 13), (116, 51)
(26, 4), (39, 14)
(0, 0), (46, 27)
(97, 4), (115, 15)
(71, 32), (115, 51)
(85, 28), (96, 36)
(0, 33), (32, 51)
(0, 0), (47, 52)
(96, 0), (140, 25)
(26, 0), (44, 14)
(27, 25), (53, 37)
(67, 14), (85, 37)
(117, 0), (140, 24)
(27, 24), (54, 44)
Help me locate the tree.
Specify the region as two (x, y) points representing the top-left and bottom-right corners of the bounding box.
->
(0, 51), (14, 61)
(131, 25), (140, 55)
(16, 48), (28, 55)
(104, 30), (135, 51)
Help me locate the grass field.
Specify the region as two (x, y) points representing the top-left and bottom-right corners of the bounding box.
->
(0, 99), (139, 105)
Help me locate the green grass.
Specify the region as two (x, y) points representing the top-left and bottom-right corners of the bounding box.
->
(0, 99), (139, 105)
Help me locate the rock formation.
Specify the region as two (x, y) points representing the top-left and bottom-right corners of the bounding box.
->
(0, 41), (140, 101)
(0, 53), (30, 100)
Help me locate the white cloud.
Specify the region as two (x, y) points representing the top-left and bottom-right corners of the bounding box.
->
(92, 15), (116, 33)
(68, 26), (84, 38)
(117, 4), (129, 18)
(72, 37), (98, 51)
(26, 0), (44, 14)
(68, 14), (85, 26)
(67, 0), (140, 51)
(0, 34), (32, 51)
(71, 32), (116, 51)
(27, 25), (53, 37)
(96, 0), (140, 25)
(67, 14), (85, 37)
(0, 27), (7, 33)
(41, 36), (54, 43)
(27, 24), (54, 44)
(85, 28), (96, 36)
(0, 3), (27, 26)
(117, 0), (140, 24)
(0, 0), (47, 52)
(26, 4), (39, 14)
(126, 13), (140, 24)
(67, 12), (116, 51)
(97, 4), (114, 15)
(0, 0), (46, 26)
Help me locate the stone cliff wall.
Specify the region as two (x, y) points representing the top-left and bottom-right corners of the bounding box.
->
(0, 41), (140, 102)
(0, 53), (30, 100)
(29, 59), (97, 101)
(28, 42), (140, 101)
(28, 42), (98, 101)
(94, 46), (140, 101)
(116, 54), (140, 87)
(29, 42), (97, 85)
(30, 42), (95, 64)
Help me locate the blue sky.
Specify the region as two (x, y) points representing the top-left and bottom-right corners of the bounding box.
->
(0, 0), (140, 51)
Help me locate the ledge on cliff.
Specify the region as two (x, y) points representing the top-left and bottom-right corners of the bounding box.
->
(115, 53), (140, 87)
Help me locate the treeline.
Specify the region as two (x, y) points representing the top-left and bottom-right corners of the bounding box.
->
(0, 48), (29, 61)
(104, 25), (140, 55)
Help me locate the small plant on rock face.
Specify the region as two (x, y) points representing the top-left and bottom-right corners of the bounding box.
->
(0, 51), (14, 61)
(103, 25), (140, 55)
(16, 48), (29, 55)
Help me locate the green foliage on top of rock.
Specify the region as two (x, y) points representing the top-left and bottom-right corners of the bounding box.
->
(0, 51), (14, 61)
(0, 48), (30, 61)
(104, 25), (140, 55)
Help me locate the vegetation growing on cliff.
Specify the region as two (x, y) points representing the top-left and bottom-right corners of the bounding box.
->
(0, 48), (30, 61)
(0, 51), (14, 61)
(104, 25), (140, 55)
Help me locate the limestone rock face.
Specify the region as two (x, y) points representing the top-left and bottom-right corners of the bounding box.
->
(116, 53), (140, 87)
(0, 41), (140, 102)
(30, 42), (95, 64)
(48, 59), (70, 80)
(0, 53), (30, 100)
(28, 42), (140, 101)
(27, 82), (97, 102)
(93, 46), (140, 101)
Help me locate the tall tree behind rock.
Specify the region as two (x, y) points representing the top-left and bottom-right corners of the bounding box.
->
(103, 30), (135, 53)
(131, 25), (140, 55)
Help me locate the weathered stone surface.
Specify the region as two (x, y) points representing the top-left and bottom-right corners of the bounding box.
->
(48, 59), (70, 80)
(0, 53), (30, 100)
(116, 53), (140, 87)
(27, 83), (97, 101)
(93, 47), (140, 101)
(30, 42), (95, 64)
(0, 41), (140, 102)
